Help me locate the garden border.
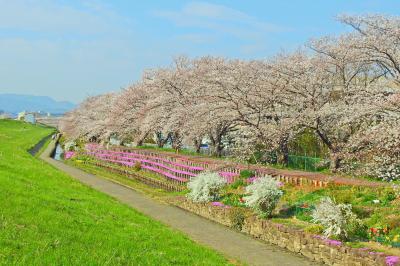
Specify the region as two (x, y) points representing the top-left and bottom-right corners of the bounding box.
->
(171, 198), (396, 266)
(84, 160), (186, 192)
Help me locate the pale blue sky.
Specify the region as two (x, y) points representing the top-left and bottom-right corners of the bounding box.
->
(1, 0), (399, 103)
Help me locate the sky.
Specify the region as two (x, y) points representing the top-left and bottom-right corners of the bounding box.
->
(1, 0), (400, 103)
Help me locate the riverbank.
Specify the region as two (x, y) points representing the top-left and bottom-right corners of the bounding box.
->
(0, 120), (232, 265)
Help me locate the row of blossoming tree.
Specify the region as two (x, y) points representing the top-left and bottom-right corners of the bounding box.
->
(60, 14), (400, 181)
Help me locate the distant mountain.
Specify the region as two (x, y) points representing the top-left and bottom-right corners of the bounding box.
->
(0, 94), (75, 115)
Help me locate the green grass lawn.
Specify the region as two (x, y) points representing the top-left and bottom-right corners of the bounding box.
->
(0, 120), (231, 265)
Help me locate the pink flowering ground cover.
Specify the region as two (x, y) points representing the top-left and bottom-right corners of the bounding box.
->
(386, 256), (400, 266)
(64, 151), (75, 159)
(211, 202), (230, 208)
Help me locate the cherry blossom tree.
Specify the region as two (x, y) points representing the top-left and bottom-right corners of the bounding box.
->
(339, 14), (400, 83)
(109, 82), (153, 146)
(59, 13), (400, 179)
(60, 93), (115, 143)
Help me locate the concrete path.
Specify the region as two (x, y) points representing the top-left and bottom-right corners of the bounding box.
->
(40, 141), (316, 266)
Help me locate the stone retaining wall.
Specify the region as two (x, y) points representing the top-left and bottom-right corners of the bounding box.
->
(172, 199), (392, 266)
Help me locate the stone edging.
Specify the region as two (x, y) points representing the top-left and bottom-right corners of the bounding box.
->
(171, 199), (393, 266)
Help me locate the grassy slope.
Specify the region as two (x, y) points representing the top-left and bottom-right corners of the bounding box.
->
(0, 120), (230, 265)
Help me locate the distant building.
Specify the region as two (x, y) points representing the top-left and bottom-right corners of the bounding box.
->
(17, 111), (26, 120)
(0, 113), (12, 119)
(17, 111), (37, 124)
(24, 113), (36, 124)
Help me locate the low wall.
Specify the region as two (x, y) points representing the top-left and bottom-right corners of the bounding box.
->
(172, 199), (391, 266)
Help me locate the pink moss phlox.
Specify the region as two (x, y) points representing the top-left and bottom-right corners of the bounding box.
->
(219, 172), (239, 177)
(312, 235), (342, 246)
(211, 201), (225, 207)
(369, 251), (385, 255)
(386, 256), (400, 266)
(324, 239), (342, 246)
(86, 147), (205, 172)
(246, 176), (259, 183)
(64, 151), (75, 159)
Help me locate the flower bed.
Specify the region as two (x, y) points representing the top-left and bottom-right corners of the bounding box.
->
(172, 198), (399, 265)
(73, 144), (400, 264)
(182, 171), (400, 262)
(85, 145), (242, 184)
(81, 159), (186, 192)
(90, 144), (334, 187)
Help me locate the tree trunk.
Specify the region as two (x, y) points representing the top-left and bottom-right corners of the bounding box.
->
(212, 137), (224, 157)
(136, 135), (145, 146)
(193, 139), (202, 154)
(171, 132), (182, 151)
(329, 151), (341, 172)
(136, 139), (144, 146)
(315, 128), (341, 171)
(214, 144), (223, 157)
(157, 132), (174, 148)
(136, 131), (149, 147)
(157, 142), (164, 148)
(209, 135), (223, 157)
(156, 132), (165, 148)
(277, 134), (289, 166)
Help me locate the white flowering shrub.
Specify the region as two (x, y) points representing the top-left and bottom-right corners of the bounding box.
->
(374, 161), (400, 181)
(392, 184), (400, 199)
(244, 176), (283, 218)
(64, 140), (77, 151)
(187, 172), (226, 203)
(312, 197), (359, 240)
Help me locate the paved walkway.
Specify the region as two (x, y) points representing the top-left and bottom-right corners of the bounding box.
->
(40, 141), (315, 266)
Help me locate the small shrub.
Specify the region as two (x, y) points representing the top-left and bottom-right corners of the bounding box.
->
(352, 206), (373, 219)
(243, 176), (283, 218)
(240, 170), (255, 179)
(64, 140), (77, 151)
(187, 172), (226, 203)
(221, 193), (245, 207)
(294, 203), (314, 222)
(349, 221), (369, 240)
(304, 224), (324, 234)
(230, 178), (245, 189)
(381, 188), (397, 205)
(229, 208), (246, 231)
(133, 161), (141, 171)
(312, 197), (360, 240)
(386, 215), (400, 229)
(330, 189), (355, 204)
(392, 184), (400, 199)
